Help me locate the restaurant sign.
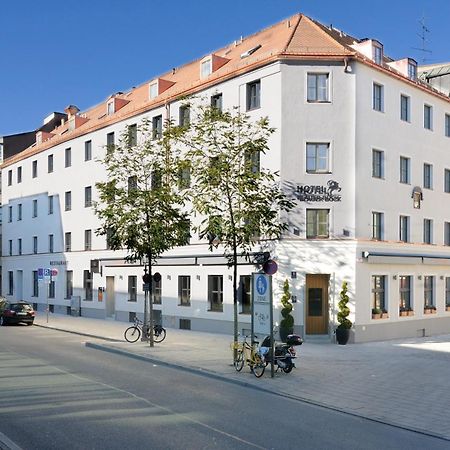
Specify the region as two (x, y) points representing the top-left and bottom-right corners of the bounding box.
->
(296, 180), (342, 202)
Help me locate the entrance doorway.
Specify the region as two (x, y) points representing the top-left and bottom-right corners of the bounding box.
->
(305, 274), (329, 335)
(105, 276), (115, 318)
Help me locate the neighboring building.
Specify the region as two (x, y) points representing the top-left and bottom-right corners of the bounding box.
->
(419, 62), (450, 96)
(1, 13), (450, 342)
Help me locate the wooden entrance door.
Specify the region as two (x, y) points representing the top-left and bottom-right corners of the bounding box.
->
(305, 274), (329, 335)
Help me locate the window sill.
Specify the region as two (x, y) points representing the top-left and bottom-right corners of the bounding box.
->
(178, 303), (191, 307)
(207, 309), (223, 313)
(423, 309), (436, 314)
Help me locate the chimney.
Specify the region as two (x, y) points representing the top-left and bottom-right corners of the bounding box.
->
(64, 105), (80, 118)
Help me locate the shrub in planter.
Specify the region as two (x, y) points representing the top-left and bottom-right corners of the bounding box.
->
(372, 307), (382, 319)
(381, 308), (389, 319)
(336, 281), (352, 345)
(279, 279), (294, 342)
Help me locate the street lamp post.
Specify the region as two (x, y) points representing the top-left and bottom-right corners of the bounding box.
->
(141, 257), (150, 342)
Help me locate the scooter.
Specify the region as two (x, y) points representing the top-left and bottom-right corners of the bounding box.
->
(260, 334), (303, 373)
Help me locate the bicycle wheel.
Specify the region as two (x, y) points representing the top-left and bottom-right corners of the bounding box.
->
(234, 349), (244, 372)
(124, 326), (141, 343)
(153, 326), (166, 343)
(252, 355), (266, 378)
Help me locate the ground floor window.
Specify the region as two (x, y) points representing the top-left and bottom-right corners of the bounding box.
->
(239, 275), (251, 314)
(66, 271), (73, 299)
(153, 278), (162, 305)
(178, 276), (191, 306)
(208, 275), (223, 312)
(424, 276), (434, 307)
(446, 278), (450, 307)
(128, 276), (137, 302)
(306, 209), (329, 238)
(32, 270), (39, 297)
(399, 275), (412, 310)
(8, 271), (13, 295)
(48, 280), (55, 298)
(84, 270), (93, 301)
(371, 275), (386, 311)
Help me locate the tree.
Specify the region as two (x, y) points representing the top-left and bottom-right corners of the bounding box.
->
(279, 279), (294, 342)
(179, 106), (295, 351)
(95, 120), (190, 346)
(337, 281), (352, 329)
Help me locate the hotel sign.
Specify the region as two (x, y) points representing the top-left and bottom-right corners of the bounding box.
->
(296, 180), (342, 202)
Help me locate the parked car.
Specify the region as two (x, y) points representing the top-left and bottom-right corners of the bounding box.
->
(0, 300), (36, 326)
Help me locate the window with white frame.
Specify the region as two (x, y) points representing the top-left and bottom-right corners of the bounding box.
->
(306, 209), (329, 238)
(153, 278), (162, 305)
(208, 275), (223, 311)
(445, 222), (450, 246)
(65, 147), (71, 167)
(149, 82), (158, 99)
(152, 115), (162, 139)
(66, 271), (73, 299)
(399, 275), (412, 310)
(48, 279), (55, 299)
(128, 276), (137, 302)
(128, 124), (137, 146)
(49, 234), (54, 253)
(423, 218), (433, 244)
(8, 240), (12, 256)
(106, 132), (115, 154)
(85, 140), (92, 161)
(306, 143), (330, 173)
(8, 271), (13, 295)
(373, 44), (383, 64)
(424, 104), (433, 130)
(17, 166), (22, 183)
(7, 169), (12, 185)
(179, 105), (190, 127)
(32, 199), (38, 218)
(423, 163), (433, 189)
(400, 157), (410, 184)
(371, 275), (386, 311)
(372, 149), (384, 178)
(372, 212), (384, 240)
(408, 61), (417, 80)
(201, 59), (212, 78)
(32, 271), (39, 297)
(399, 215), (409, 243)
(48, 195), (54, 214)
(107, 101), (114, 116)
(84, 270), (93, 301)
(446, 278), (450, 306)
(33, 236), (38, 254)
(239, 275), (251, 314)
(373, 83), (384, 112)
(445, 169), (450, 193)
(400, 95), (410, 122)
(65, 191), (72, 211)
(445, 114), (450, 138)
(32, 160), (37, 178)
(307, 73), (329, 102)
(65, 232), (71, 252)
(84, 229), (92, 251)
(48, 154), (54, 173)
(17, 203), (22, 221)
(18, 238), (22, 255)
(424, 276), (434, 307)
(8, 206), (12, 222)
(178, 276), (191, 306)
(246, 80), (261, 111)
(211, 93), (223, 111)
(85, 186), (92, 207)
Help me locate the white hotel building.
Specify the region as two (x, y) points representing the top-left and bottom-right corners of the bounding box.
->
(2, 14), (450, 342)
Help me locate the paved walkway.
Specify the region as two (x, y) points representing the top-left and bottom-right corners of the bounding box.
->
(34, 313), (450, 441)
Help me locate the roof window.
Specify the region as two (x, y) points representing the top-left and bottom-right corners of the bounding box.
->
(240, 44), (262, 59)
(199, 54), (230, 79)
(148, 78), (175, 99)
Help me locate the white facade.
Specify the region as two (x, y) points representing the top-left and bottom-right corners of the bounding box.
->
(2, 14), (450, 342)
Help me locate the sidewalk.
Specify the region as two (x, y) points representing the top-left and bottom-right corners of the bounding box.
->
(34, 313), (450, 441)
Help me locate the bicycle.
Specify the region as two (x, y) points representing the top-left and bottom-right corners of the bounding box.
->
(124, 317), (166, 343)
(231, 334), (265, 378)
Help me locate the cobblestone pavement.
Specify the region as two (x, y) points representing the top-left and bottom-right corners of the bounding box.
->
(34, 314), (450, 440)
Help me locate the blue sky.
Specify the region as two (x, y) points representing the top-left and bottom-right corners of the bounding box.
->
(1, 0), (448, 136)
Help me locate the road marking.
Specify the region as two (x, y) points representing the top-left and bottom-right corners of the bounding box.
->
(0, 431), (23, 450)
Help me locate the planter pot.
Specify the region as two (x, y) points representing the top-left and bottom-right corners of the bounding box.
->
(399, 311), (408, 317)
(446, 306), (450, 312)
(336, 327), (350, 345)
(381, 313), (389, 319)
(372, 313), (381, 320)
(407, 310), (414, 316)
(424, 309), (431, 315)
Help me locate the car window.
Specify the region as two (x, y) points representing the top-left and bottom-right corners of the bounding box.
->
(10, 303), (33, 312)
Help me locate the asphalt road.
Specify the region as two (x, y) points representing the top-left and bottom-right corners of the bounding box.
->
(0, 325), (448, 450)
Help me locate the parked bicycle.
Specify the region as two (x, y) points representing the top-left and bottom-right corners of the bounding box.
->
(231, 334), (265, 378)
(124, 317), (166, 343)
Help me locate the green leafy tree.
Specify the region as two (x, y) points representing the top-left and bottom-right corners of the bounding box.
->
(95, 120), (190, 346)
(179, 105), (295, 349)
(279, 279), (294, 341)
(337, 281), (352, 330)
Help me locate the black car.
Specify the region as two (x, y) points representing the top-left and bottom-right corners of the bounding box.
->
(0, 301), (36, 326)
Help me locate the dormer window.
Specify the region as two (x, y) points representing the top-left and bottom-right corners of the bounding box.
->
(408, 60), (417, 80)
(373, 43), (383, 65)
(149, 82), (158, 99)
(107, 101), (115, 116)
(201, 59), (212, 78)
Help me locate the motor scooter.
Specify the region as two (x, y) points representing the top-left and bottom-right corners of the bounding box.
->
(260, 334), (303, 373)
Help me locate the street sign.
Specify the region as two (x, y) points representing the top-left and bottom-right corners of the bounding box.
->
(153, 272), (162, 282)
(252, 273), (272, 335)
(263, 259), (278, 275)
(51, 268), (58, 281)
(43, 268), (51, 280)
(38, 268), (44, 283)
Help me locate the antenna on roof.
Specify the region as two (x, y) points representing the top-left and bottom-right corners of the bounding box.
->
(412, 15), (432, 64)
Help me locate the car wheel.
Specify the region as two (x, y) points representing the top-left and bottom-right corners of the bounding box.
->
(26, 321), (34, 326)
(0, 316), (7, 326)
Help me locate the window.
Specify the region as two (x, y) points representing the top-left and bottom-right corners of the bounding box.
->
(84, 229), (92, 251)
(307, 73), (329, 102)
(8, 271), (13, 295)
(128, 124), (137, 146)
(446, 278), (450, 307)
(153, 278), (162, 304)
(306, 209), (329, 238)
(372, 212), (384, 240)
(372, 149), (384, 178)
(446, 114), (450, 138)
(48, 154), (54, 173)
(65, 191), (72, 211)
(32, 199), (38, 218)
(106, 132), (115, 153)
(179, 105), (190, 127)
(245, 149), (260, 175)
(128, 276), (137, 302)
(49, 234), (54, 253)
(65, 148), (71, 167)
(201, 59), (212, 78)
(8, 240), (12, 256)
(18, 238), (22, 255)
(85, 186), (92, 207)
(408, 61), (417, 80)
(423, 219), (433, 244)
(66, 271), (73, 299)
(149, 82), (158, 99)
(107, 101), (114, 116)
(32, 271), (39, 297)
(372, 275), (386, 311)
(399, 276), (412, 310)
(211, 93), (223, 111)
(306, 143), (329, 173)
(48, 279), (55, 299)
(239, 275), (251, 314)
(400, 157), (410, 184)
(208, 275), (223, 312)
(424, 104), (433, 130)
(17, 166), (22, 183)
(373, 83), (384, 112)
(8, 206), (12, 222)
(7, 170), (12, 186)
(178, 163), (191, 189)
(445, 222), (450, 246)
(400, 95), (410, 122)
(424, 276), (434, 308)
(83, 270), (93, 301)
(445, 169), (450, 193)
(373, 44), (383, 64)
(423, 163), (433, 189)
(413, 187), (422, 209)
(65, 232), (71, 252)
(85, 140), (92, 161)
(152, 115), (162, 139)
(17, 204), (22, 221)
(32, 160), (37, 178)
(178, 276), (191, 306)
(48, 195), (54, 214)
(399, 216), (409, 243)
(246, 80), (261, 111)
(33, 236), (38, 254)
(128, 176), (138, 192)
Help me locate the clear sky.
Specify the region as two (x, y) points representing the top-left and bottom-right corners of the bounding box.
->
(1, 0), (448, 136)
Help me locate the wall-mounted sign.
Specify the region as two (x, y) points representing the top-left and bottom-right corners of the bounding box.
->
(50, 260), (67, 266)
(296, 180), (342, 202)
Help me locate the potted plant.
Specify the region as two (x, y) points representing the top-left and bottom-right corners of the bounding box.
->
(336, 281), (352, 345)
(407, 307), (414, 316)
(399, 306), (408, 317)
(279, 279), (294, 342)
(381, 308), (389, 319)
(372, 307), (382, 320)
